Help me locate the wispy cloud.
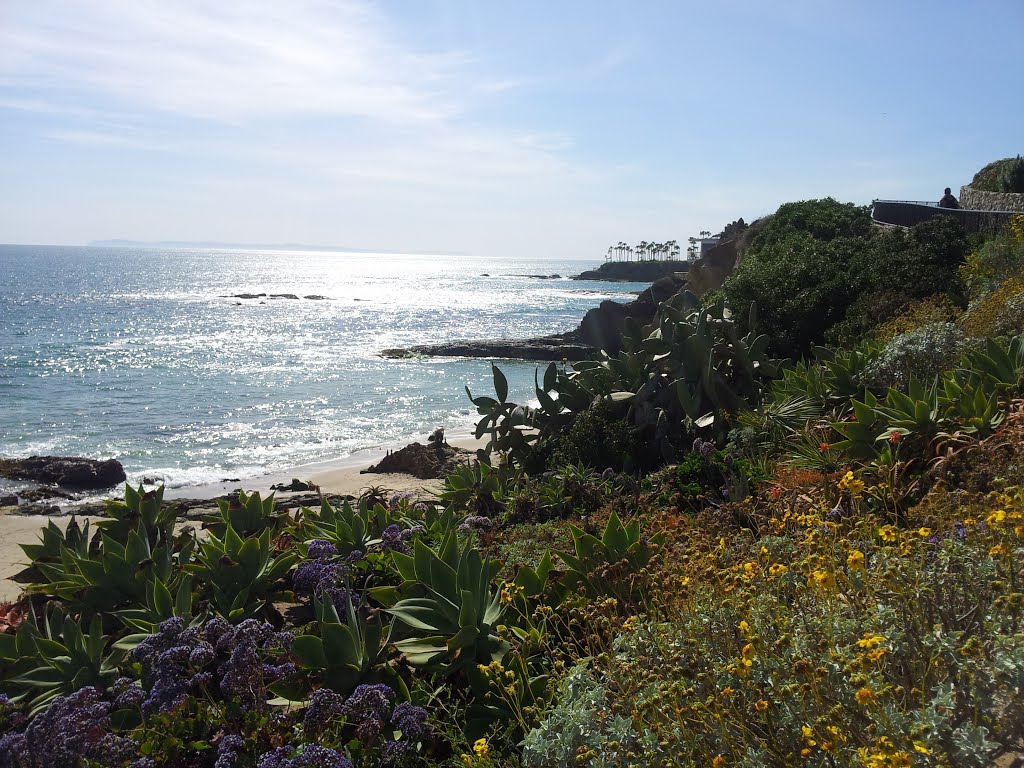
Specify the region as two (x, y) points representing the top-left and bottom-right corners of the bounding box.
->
(0, 0), (474, 125)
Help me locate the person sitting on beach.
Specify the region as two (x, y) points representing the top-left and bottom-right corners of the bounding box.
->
(938, 187), (960, 209)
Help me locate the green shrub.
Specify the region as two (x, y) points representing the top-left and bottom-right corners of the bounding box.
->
(998, 155), (1024, 193)
(724, 201), (968, 358)
(872, 295), (962, 343)
(963, 276), (1024, 338)
(959, 215), (1024, 299)
(543, 403), (637, 472)
(971, 156), (1024, 192)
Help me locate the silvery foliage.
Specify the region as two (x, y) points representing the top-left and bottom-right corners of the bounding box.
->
(521, 665), (648, 768)
(860, 322), (967, 391)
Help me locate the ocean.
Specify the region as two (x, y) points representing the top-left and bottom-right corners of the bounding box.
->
(0, 245), (642, 494)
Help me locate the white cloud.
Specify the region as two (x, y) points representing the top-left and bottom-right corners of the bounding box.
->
(0, 0), (471, 125)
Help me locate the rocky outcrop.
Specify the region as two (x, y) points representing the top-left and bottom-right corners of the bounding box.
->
(363, 442), (474, 480)
(574, 261), (687, 282)
(0, 456), (126, 490)
(683, 219), (767, 299)
(270, 478), (318, 492)
(578, 273), (688, 354)
(383, 272), (689, 361)
(382, 334), (595, 361)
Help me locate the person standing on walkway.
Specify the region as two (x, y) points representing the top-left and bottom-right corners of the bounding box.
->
(938, 187), (960, 209)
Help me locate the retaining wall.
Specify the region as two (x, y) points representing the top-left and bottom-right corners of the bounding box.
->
(959, 185), (1024, 213)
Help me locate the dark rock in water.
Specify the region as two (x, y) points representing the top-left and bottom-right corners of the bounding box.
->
(230, 293), (267, 299)
(19, 486), (78, 502)
(220, 477), (241, 483)
(270, 478), (316, 492)
(382, 334), (595, 362)
(382, 272), (689, 361)
(480, 273), (490, 277)
(142, 475), (164, 485)
(513, 274), (562, 279)
(0, 494), (18, 507)
(304, 295), (328, 300)
(269, 293), (300, 300)
(0, 456), (126, 490)
(363, 442), (473, 480)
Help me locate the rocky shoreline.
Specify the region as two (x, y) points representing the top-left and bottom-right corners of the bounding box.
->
(383, 271), (690, 360)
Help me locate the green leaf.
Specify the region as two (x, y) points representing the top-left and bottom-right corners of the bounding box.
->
(152, 578), (173, 619)
(492, 363), (509, 403)
(292, 635), (327, 667)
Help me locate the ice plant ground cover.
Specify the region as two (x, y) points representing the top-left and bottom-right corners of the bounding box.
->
(2, 205), (1024, 767)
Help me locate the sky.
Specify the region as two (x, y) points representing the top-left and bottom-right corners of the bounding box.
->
(1, 1), (1022, 259)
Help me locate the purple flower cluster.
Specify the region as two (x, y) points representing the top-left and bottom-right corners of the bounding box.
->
(132, 617), (295, 715)
(257, 745), (353, 768)
(692, 437), (716, 459)
(298, 684), (428, 765)
(215, 734), (246, 768)
(0, 687), (136, 768)
(388, 492), (415, 512)
(458, 516), (494, 535)
(294, 552), (351, 611)
(307, 539), (338, 560)
(379, 524), (408, 553)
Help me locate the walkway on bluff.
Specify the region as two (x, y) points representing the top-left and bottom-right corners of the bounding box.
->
(871, 199), (1017, 235)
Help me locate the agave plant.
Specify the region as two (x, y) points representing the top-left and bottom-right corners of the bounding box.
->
(0, 604), (123, 715)
(96, 483), (177, 548)
(202, 489), (291, 539)
(292, 497), (404, 556)
(556, 510), (663, 602)
(14, 516), (94, 586)
(186, 524), (296, 622)
(26, 522), (179, 616)
(372, 531), (508, 676)
(114, 573), (200, 650)
(291, 590), (407, 699)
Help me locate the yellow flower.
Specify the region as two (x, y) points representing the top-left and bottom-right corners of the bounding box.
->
(964, 517), (977, 525)
(738, 620), (751, 637)
(847, 478), (865, 496)
(499, 588), (512, 605)
(473, 738), (489, 756)
(867, 648), (887, 662)
(712, 757), (726, 768)
(720, 686), (734, 698)
(769, 563), (788, 578)
(809, 569), (835, 591)
(856, 634), (886, 649)
(847, 550), (865, 570)
(855, 687), (875, 705)
(754, 699), (769, 711)
(987, 509), (1007, 525)
(802, 725), (817, 746)
(913, 741), (930, 755)
(681, 576), (691, 586)
(838, 470), (854, 490)
(989, 544), (1007, 556)
(741, 643), (756, 659)
(916, 527), (932, 537)
(878, 525), (898, 542)
(460, 755), (473, 767)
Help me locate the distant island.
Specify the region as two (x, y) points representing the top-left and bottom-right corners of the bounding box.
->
(574, 260), (687, 282)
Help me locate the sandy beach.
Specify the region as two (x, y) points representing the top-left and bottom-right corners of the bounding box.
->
(0, 434), (489, 602)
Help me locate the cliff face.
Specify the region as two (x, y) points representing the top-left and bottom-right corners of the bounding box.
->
(683, 218), (767, 298)
(577, 273), (688, 354)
